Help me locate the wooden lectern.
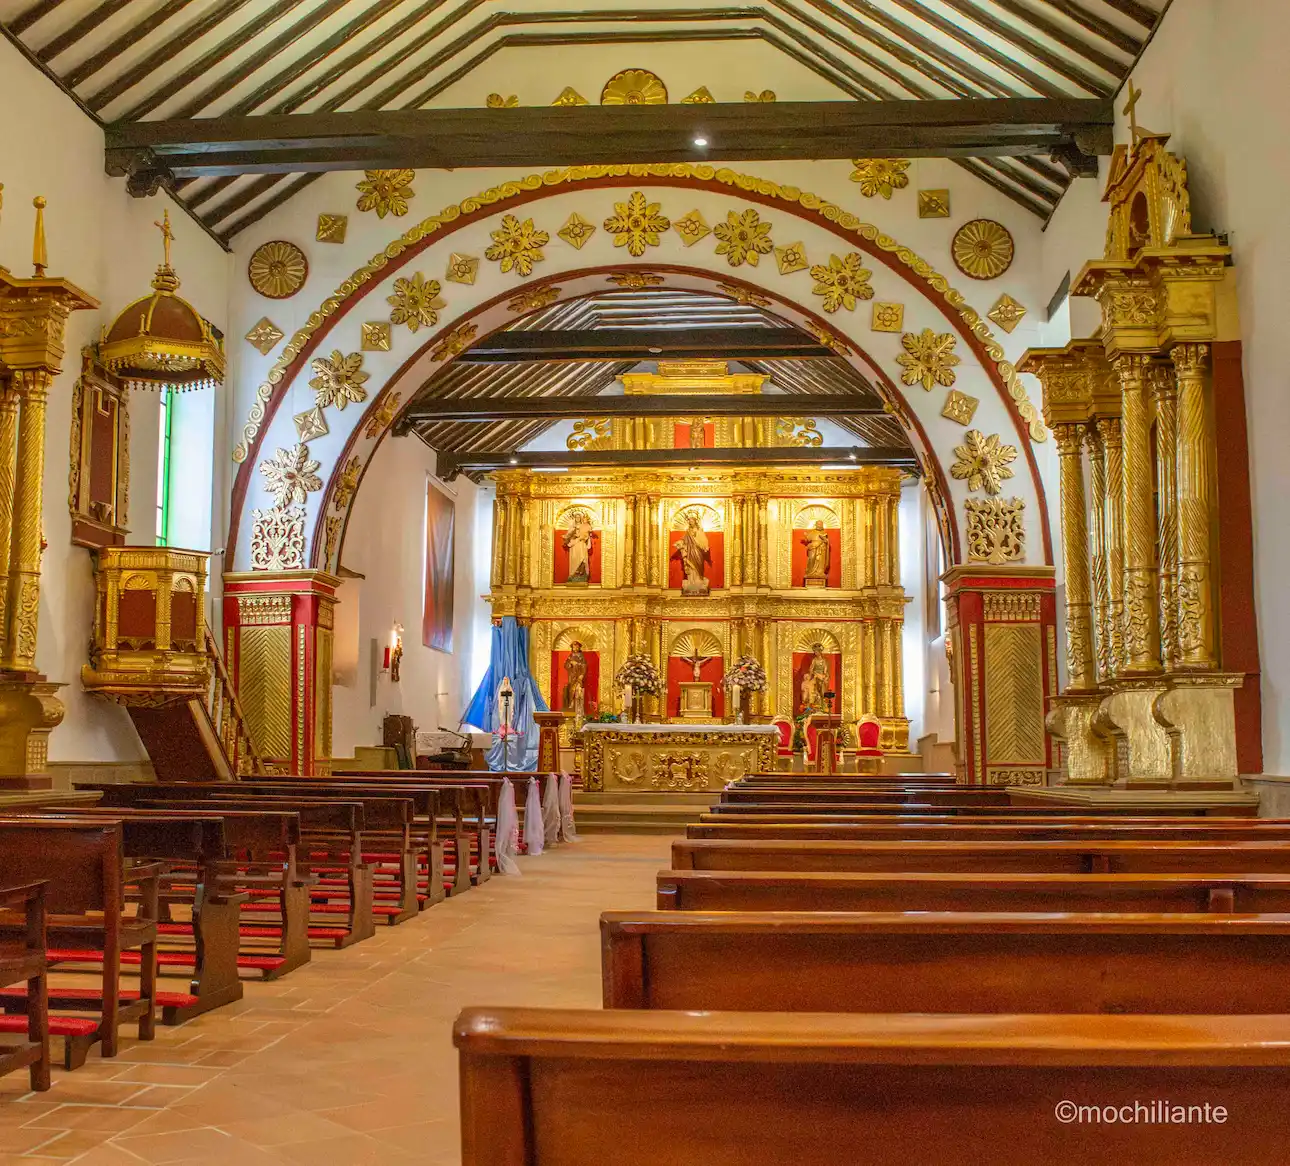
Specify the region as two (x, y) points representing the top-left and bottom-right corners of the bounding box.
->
(811, 715), (843, 775)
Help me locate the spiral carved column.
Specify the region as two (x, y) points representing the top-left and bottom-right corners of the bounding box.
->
(1054, 423), (1097, 692)
(1115, 354), (1163, 675)
(0, 386), (19, 650)
(1150, 362), (1180, 671)
(1172, 343), (1219, 670)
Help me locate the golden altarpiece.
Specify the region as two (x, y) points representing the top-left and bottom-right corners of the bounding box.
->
(1019, 112), (1260, 798)
(485, 361), (911, 775)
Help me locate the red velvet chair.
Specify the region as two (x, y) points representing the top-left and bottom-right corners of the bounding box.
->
(770, 717), (794, 771)
(853, 714), (884, 775)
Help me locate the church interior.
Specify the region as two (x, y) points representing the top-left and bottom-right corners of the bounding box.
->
(2, 0), (1290, 1161)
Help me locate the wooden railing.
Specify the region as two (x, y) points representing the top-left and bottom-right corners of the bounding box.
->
(204, 628), (266, 777)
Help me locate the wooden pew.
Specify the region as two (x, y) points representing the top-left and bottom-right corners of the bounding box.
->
(0, 820), (157, 1067)
(456, 1007), (1290, 1165)
(14, 809), (242, 1023)
(89, 787), (374, 948)
(700, 802), (1235, 818)
(671, 837), (1290, 875)
(738, 771), (955, 784)
(0, 882), (49, 1092)
(237, 780), (445, 909)
(687, 820), (1290, 843)
(600, 910), (1290, 1014)
(720, 787), (1019, 807)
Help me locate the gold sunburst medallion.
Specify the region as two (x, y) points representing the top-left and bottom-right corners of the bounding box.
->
(601, 68), (667, 105)
(248, 241), (308, 299)
(951, 219), (1015, 280)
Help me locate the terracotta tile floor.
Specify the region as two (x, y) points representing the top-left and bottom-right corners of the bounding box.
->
(0, 834), (673, 1165)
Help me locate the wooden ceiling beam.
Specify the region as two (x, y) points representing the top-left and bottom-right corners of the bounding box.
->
(452, 328), (833, 364)
(436, 445), (919, 480)
(103, 97), (1113, 181)
(36, 0), (132, 63)
(402, 392), (887, 424)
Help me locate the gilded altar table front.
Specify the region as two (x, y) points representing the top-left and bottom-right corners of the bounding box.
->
(581, 723), (778, 792)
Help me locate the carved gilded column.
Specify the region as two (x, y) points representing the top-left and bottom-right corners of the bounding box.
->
(646, 493), (660, 587)
(634, 494), (648, 586)
(1084, 428), (1112, 681)
(517, 494), (532, 586)
(1172, 342), (1219, 670)
(489, 497), (506, 590)
(620, 494), (635, 586)
(730, 496), (743, 587)
(1053, 423), (1097, 691)
(503, 495), (521, 586)
(888, 489), (902, 587)
(1115, 354), (1162, 674)
(1099, 417), (1126, 676)
(755, 493), (769, 587)
(1, 372), (47, 670)
(1150, 362), (1180, 670)
(0, 385), (18, 645)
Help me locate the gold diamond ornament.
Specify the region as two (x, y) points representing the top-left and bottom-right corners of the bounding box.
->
(941, 389), (979, 426)
(988, 293), (1028, 334)
(672, 210), (711, 247)
(558, 212), (596, 250)
(316, 213), (348, 243)
(361, 322), (391, 351)
(917, 190), (950, 218)
(774, 242), (808, 275)
(870, 302), (904, 333)
(245, 317), (284, 355)
(445, 253), (479, 285)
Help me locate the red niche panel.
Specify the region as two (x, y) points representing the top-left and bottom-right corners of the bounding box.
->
(791, 527), (842, 588)
(791, 651), (842, 716)
(553, 527), (603, 585)
(551, 649), (600, 715)
(666, 656), (727, 719)
(667, 530), (725, 590)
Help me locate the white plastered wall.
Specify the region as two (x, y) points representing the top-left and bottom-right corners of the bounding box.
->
(329, 434), (487, 757)
(0, 35), (232, 764)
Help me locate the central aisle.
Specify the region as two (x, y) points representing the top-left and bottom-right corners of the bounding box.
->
(0, 835), (674, 1166)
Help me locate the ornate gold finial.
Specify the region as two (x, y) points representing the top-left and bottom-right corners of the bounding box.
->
(32, 195), (47, 277)
(154, 209), (174, 268)
(1122, 78), (1143, 151)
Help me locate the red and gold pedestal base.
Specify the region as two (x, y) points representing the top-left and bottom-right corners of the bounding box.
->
(223, 571), (338, 776)
(944, 566), (1057, 787)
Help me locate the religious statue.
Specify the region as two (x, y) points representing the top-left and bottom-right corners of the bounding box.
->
(562, 509), (596, 584)
(680, 645), (715, 682)
(801, 520), (831, 584)
(562, 641), (587, 717)
(688, 417), (706, 449)
(671, 510), (711, 595)
(798, 642), (831, 714)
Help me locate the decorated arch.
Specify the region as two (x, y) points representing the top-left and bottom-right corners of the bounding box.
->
(227, 165), (1053, 577)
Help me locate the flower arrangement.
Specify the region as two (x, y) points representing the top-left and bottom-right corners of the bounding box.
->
(614, 654), (661, 695)
(721, 655), (768, 693)
(587, 711), (620, 724)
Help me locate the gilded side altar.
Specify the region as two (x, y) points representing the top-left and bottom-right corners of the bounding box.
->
(484, 361), (912, 753)
(581, 723), (779, 792)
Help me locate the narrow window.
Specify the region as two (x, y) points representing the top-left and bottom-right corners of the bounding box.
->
(155, 388), (173, 546)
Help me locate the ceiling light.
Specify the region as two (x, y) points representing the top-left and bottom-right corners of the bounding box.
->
(531, 467), (569, 473)
(508, 457), (519, 465)
(821, 464), (862, 470)
(648, 346), (663, 354)
(693, 136), (708, 147)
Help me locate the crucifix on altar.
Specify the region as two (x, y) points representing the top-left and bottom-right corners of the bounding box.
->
(677, 644), (717, 721)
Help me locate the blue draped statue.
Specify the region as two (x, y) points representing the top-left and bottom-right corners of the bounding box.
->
(462, 616), (548, 771)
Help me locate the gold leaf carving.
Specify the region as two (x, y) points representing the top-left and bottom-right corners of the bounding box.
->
(316, 213), (347, 243)
(603, 191), (670, 257)
(951, 429), (1017, 495)
(850, 158), (910, 199)
(431, 323), (478, 362)
(445, 253), (479, 285)
(355, 169), (415, 219)
(965, 497), (1026, 564)
(987, 293), (1028, 334)
(918, 189), (950, 218)
(713, 208), (774, 267)
(810, 253), (874, 313)
(897, 328), (960, 392)
(309, 350), (369, 411)
(387, 272), (445, 332)
(360, 321), (390, 351)
(486, 215), (549, 276)
(941, 389), (979, 426)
